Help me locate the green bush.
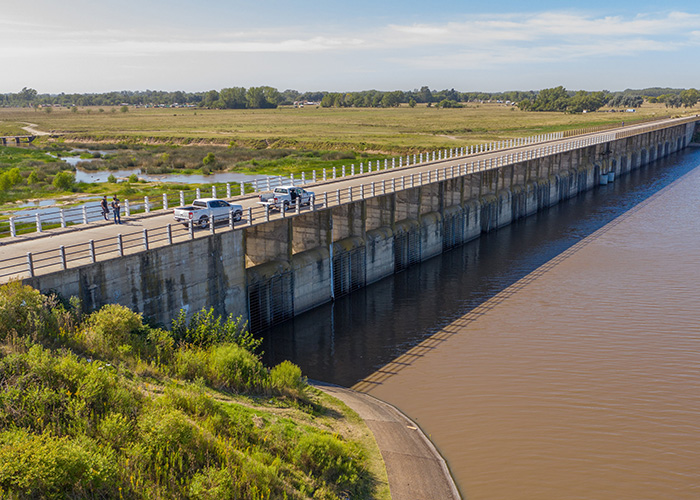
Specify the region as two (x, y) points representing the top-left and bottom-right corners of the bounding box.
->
(207, 343), (268, 393)
(170, 307), (261, 354)
(130, 407), (216, 489)
(270, 360), (308, 400)
(0, 429), (118, 499)
(0, 282), (58, 345)
(173, 345), (209, 381)
(0, 345), (140, 436)
(80, 304), (145, 359)
(294, 433), (367, 494)
(52, 170), (75, 190)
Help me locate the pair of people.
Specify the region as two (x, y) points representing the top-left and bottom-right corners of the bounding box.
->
(101, 195), (121, 224)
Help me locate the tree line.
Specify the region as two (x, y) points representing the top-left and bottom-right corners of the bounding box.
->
(1, 85), (698, 112)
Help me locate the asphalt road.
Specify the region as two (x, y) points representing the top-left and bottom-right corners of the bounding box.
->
(1, 116), (693, 283)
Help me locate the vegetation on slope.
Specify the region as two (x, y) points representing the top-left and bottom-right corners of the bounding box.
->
(0, 282), (388, 499)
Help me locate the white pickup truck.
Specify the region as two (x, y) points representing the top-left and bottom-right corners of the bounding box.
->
(257, 186), (315, 211)
(173, 198), (243, 228)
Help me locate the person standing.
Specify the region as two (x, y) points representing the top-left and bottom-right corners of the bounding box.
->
(100, 196), (109, 220)
(111, 196), (121, 224)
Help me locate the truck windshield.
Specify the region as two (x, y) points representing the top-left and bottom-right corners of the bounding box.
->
(193, 201), (207, 208)
(273, 188), (288, 194)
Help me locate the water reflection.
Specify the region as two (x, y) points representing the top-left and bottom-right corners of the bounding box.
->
(261, 149), (700, 387)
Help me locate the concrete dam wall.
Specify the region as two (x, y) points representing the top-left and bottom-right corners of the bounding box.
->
(25, 121), (698, 331)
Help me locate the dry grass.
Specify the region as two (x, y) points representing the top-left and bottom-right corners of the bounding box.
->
(2, 102), (696, 154)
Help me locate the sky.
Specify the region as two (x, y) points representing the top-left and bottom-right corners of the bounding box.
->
(1, 0), (699, 94)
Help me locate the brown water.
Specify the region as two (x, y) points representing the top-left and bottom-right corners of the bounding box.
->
(262, 149), (700, 498)
(359, 162), (700, 499)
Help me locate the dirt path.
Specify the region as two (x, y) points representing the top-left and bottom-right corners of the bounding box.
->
(21, 122), (52, 136)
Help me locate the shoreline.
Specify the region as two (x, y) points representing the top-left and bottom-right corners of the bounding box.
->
(313, 381), (462, 500)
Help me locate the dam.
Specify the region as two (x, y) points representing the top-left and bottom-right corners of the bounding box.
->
(4, 116), (698, 330)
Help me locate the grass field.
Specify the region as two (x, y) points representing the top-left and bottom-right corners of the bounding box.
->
(1, 102), (697, 209)
(1, 102), (694, 153)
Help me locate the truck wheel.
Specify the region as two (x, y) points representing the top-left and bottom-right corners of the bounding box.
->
(199, 216), (209, 228)
(234, 211), (242, 222)
(283, 201), (289, 211)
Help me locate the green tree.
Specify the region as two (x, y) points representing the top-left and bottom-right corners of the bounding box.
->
(218, 87), (247, 109)
(408, 98), (416, 108)
(680, 88), (700, 108)
(18, 87), (38, 105)
(418, 86), (433, 103)
(120, 105), (128, 113)
(567, 91), (606, 113)
(246, 86), (281, 109)
(52, 171), (75, 191)
(381, 91), (403, 108)
(202, 90), (220, 108)
(529, 86), (570, 112)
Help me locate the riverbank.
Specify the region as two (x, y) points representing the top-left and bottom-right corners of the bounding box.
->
(314, 382), (461, 500)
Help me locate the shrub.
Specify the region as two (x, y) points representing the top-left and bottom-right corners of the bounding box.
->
(0, 282), (58, 344)
(170, 307), (261, 354)
(294, 433), (367, 493)
(131, 407), (216, 489)
(207, 343), (268, 393)
(0, 429), (118, 499)
(0, 345), (140, 436)
(145, 327), (175, 366)
(202, 152), (216, 166)
(52, 171), (75, 190)
(269, 360), (308, 400)
(173, 345), (209, 380)
(97, 412), (134, 450)
(80, 304), (145, 359)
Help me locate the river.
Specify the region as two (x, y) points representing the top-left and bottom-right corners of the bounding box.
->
(261, 147), (700, 499)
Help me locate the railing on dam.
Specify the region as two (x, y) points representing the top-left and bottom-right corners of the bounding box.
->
(3, 115), (696, 240)
(2, 131), (569, 239)
(1, 115), (698, 283)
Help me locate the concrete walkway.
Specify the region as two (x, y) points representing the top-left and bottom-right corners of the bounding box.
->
(314, 382), (461, 500)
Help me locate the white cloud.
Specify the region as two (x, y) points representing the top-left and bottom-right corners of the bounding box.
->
(2, 10), (697, 60)
(1, 9), (699, 92)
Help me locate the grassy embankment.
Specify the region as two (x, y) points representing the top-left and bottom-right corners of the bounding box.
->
(0, 281), (390, 499)
(0, 103), (695, 210)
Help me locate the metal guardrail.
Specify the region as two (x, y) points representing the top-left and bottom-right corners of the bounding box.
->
(0, 131), (569, 239)
(1, 128), (644, 282)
